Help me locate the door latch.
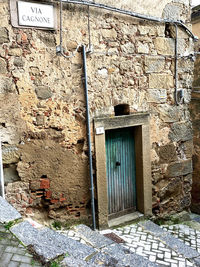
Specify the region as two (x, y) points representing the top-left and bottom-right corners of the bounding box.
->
(116, 161), (121, 166)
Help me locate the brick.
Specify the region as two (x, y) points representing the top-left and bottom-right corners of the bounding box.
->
(40, 179), (50, 189)
(60, 197), (66, 202)
(45, 191), (52, 199)
(51, 199), (59, 204)
(29, 198), (33, 204)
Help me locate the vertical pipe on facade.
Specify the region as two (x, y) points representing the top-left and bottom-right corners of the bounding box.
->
(0, 141), (5, 198)
(82, 45), (96, 230)
(174, 23), (179, 106)
(60, 0), (63, 54)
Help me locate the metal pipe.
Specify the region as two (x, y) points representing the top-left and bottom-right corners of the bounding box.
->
(0, 141), (5, 199)
(174, 23), (179, 106)
(58, 0), (197, 40)
(82, 45), (96, 230)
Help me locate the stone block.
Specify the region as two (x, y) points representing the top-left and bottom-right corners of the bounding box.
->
(8, 48), (22, 57)
(158, 143), (177, 163)
(0, 196), (21, 223)
(74, 224), (113, 249)
(149, 74), (174, 89)
(0, 78), (15, 94)
(158, 177), (182, 199)
(163, 3), (182, 20)
(0, 58), (7, 74)
(165, 159), (192, 178)
(157, 104), (180, 123)
(36, 114), (45, 126)
(101, 28), (117, 40)
(169, 122), (193, 142)
(0, 27), (9, 44)
(138, 25), (149, 35)
(35, 86), (52, 100)
(121, 42), (135, 54)
(147, 89), (167, 103)
(180, 140), (193, 158)
(137, 42), (149, 54)
(145, 56), (165, 73)
(4, 164), (20, 185)
(2, 146), (19, 164)
(11, 221), (96, 262)
(154, 37), (174, 56)
(13, 57), (24, 68)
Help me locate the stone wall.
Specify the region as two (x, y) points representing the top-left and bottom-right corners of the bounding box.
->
(0, 0), (194, 223)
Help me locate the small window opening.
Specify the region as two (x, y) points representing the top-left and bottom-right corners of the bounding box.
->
(114, 104), (130, 116)
(41, 175), (47, 178)
(165, 23), (174, 38)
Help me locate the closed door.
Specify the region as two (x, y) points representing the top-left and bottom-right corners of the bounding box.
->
(106, 127), (136, 218)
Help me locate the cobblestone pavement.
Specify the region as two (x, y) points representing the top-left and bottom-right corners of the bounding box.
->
(59, 221), (200, 267)
(0, 223), (41, 267)
(110, 224), (196, 267)
(1, 221), (200, 267)
(162, 224), (200, 254)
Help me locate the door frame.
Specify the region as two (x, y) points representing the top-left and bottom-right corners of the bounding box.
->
(94, 113), (152, 229)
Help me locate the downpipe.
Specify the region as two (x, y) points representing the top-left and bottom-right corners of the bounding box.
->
(0, 141), (5, 198)
(82, 45), (96, 230)
(174, 23), (179, 106)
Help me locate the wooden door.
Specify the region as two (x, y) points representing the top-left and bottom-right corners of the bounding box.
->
(106, 127), (136, 219)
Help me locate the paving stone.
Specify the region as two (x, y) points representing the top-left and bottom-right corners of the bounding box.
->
(74, 224), (114, 248)
(0, 196), (21, 223)
(5, 246), (26, 255)
(12, 254), (32, 264)
(11, 221), (96, 262)
(19, 264), (34, 267)
(1, 252), (13, 265)
(7, 261), (20, 267)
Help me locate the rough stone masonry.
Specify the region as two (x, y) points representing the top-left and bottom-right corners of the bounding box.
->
(0, 0), (195, 224)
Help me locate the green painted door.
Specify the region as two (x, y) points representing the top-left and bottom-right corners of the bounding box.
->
(106, 127), (136, 218)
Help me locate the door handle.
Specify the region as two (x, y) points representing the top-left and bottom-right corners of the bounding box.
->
(116, 161), (121, 166)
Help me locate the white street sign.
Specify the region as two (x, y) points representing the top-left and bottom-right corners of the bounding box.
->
(18, 1), (54, 29)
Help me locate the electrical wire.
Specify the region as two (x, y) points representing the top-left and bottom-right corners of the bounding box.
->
(58, 0), (81, 58)
(87, 5), (92, 52)
(57, 0), (197, 41)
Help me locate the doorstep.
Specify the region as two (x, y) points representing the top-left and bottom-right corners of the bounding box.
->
(108, 211), (144, 228)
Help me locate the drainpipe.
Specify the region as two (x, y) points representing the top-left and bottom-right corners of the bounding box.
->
(174, 23), (179, 106)
(82, 45), (96, 230)
(0, 141), (5, 198)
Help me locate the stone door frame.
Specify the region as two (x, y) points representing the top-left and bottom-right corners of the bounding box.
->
(94, 113), (152, 229)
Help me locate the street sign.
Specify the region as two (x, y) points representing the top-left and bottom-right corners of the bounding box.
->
(18, 1), (54, 29)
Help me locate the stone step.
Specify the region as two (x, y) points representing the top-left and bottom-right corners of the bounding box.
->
(139, 220), (200, 266)
(73, 224), (114, 248)
(0, 196), (21, 223)
(61, 224), (161, 267)
(10, 221), (96, 263)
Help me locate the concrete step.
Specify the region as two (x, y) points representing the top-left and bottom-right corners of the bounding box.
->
(0, 196), (21, 223)
(108, 211), (144, 227)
